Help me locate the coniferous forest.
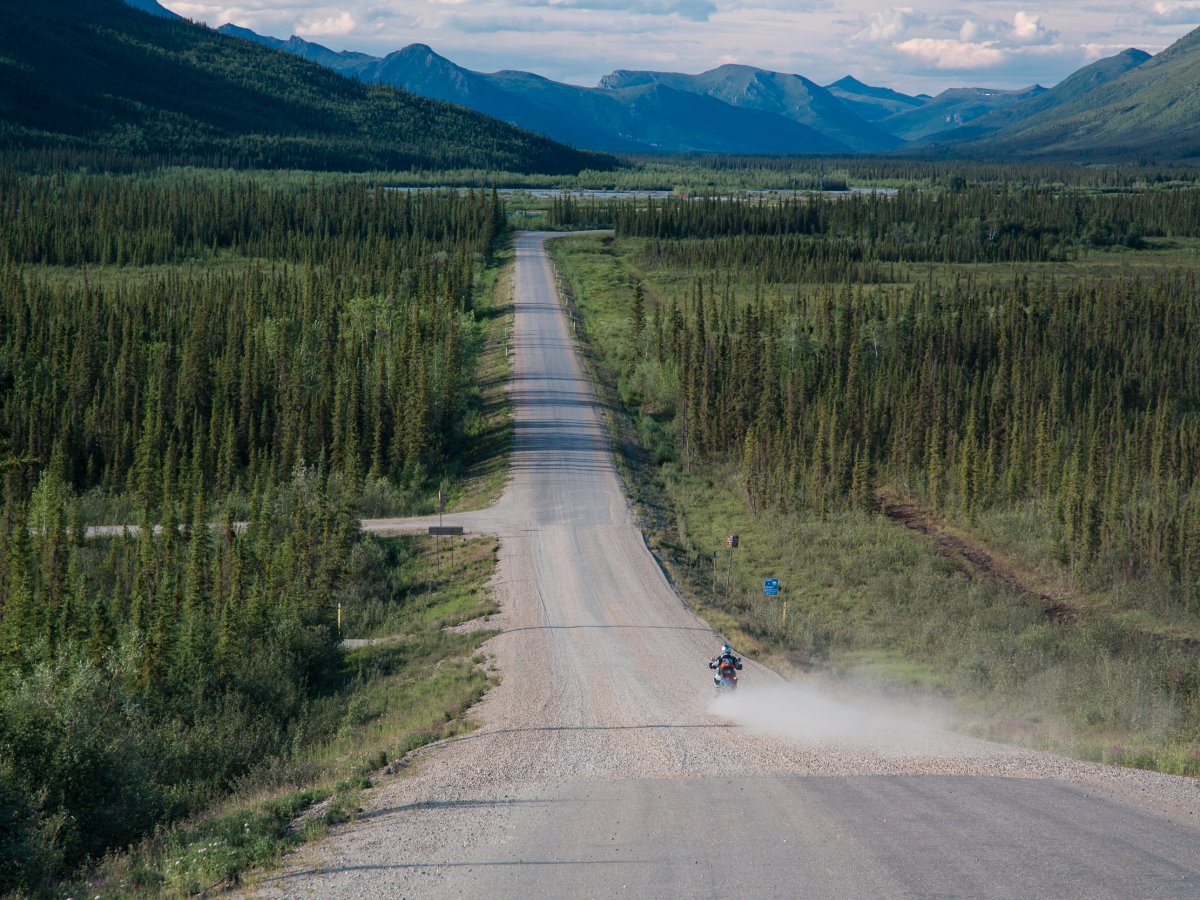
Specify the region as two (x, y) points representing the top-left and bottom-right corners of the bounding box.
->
(5, 157), (1200, 890)
(552, 190), (1200, 590)
(4, 0), (1195, 892)
(0, 173), (503, 889)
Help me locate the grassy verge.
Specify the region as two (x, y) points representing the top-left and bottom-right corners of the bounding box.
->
(65, 535), (500, 897)
(550, 232), (1200, 777)
(448, 239), (516, 513)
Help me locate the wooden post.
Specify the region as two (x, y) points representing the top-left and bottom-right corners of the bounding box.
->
(437, 490), (445, 579)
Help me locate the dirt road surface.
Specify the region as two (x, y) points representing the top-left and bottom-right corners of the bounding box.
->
(261, 232), (1199, 898)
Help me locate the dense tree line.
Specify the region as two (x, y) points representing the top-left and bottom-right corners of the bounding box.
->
(0, 171), (502, 268)
(550, 185), (1200, 269)
(622, 155), (1200, 189)
(0, 175), (502, 497)
(0, 173), (504, 889)
(606, 254), (1200, 598)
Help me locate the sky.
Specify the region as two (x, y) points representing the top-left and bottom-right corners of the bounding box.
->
(161, 1), (1200, 94)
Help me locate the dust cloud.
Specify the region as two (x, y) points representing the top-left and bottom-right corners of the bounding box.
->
(709, 681), (950, 749)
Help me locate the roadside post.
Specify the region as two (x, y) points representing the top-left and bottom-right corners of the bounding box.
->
(437, 489), (445, 577)
(429, 522), (464, 590)
(726, 534), (738, 597)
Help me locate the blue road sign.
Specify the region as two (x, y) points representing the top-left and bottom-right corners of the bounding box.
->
(764, 578), (780, 596)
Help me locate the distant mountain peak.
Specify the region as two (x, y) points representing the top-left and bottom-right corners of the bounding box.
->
(123, 0), (182, 19)
(217, 23), (283, 47)
(218, 23), (253, 36)
(826, 75), (924, 108)
(218, 24), (377, 64)
(710, 62), (765, 75)
(597, 69), (644, 90)
(379, 44), (470, 77)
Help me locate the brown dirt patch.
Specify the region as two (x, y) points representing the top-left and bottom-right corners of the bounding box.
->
(877, 492), (1077, 623)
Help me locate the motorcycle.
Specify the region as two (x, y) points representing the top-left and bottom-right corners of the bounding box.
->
(711, 660), (739, 694)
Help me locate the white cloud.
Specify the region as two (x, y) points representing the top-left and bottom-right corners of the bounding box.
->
(1012, 11), (1055, 43)
(725, 0), (831, 8)
(853, 8), (1071, 78)
(895, 37), (1007, 69)
(1144, 1), (1200, 23)
(451, 14), (551, 33)
(854, 7), (924, 43)
(523, 0), (718, 21)
(956, 11), (1057, 47)
(295, 11), (357, 36)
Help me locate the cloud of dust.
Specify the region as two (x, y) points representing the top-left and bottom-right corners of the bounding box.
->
(709, 681), (949, 747)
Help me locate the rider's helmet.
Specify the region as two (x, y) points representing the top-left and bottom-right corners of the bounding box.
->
(721, 644), (733, 656)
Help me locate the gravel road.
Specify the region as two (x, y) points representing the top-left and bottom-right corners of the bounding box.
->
(260, 232), (1199, 898)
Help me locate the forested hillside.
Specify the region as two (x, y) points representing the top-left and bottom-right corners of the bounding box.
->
(957, 26), (1200, 160)
(0, 173), (505, 890)
(927, 49), (1151, 146)
(0, 0), (607, 174)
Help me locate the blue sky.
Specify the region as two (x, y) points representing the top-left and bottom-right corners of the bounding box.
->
(163, 1), (1200, 93)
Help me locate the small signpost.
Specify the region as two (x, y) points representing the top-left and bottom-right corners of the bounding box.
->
(724, 534), (739, 596)
(431, 489), (454, 577)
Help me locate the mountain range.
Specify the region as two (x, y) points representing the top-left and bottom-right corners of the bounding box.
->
(0, 0), (608, 174)
(215, 18), (1200, 162)
(9, 0), (1200, 166)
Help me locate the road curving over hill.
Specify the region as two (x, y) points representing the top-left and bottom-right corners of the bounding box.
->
(261, 232), (1200, 898)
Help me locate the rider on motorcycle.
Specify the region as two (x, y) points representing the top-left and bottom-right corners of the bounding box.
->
(709, 644), (743, 685)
